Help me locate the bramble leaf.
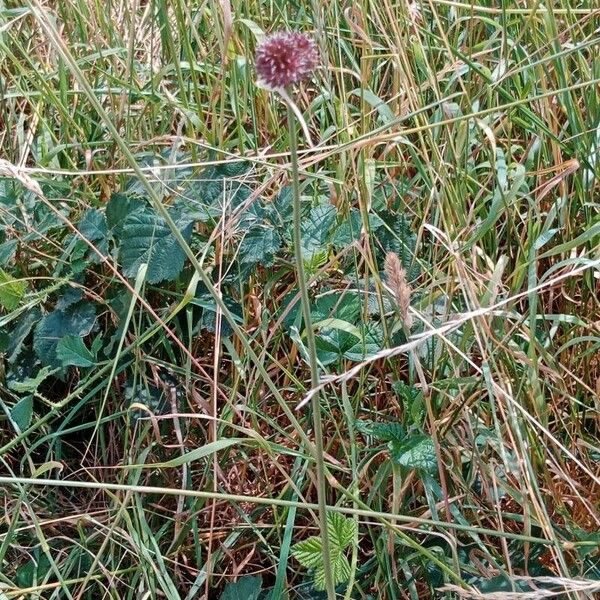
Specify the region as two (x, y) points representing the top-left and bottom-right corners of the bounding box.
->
(0, 268), (26, 310)
(300, 203), (336, 260)
(56, 335), (97, 368)
(8, 365), (57, 393)
(313, 554), (351, 591)
(292, 536), (323, 569)
(10, 395), (33, 431)
(291, 513), (357, 591)
(219, 576), (262, 600)
(106, 192), (145, 237)
(119, 207), (193, 283)
(34, 303), (97, 368)
(327, 512), (357, 552)
(239, 225), (281, 267)
(77, 208), (109, 259)
(390, 434), (437, 472)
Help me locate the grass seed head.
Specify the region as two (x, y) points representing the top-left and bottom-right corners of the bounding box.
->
(384, 251), (413, 330)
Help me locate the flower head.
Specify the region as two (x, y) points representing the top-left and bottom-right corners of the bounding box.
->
(255, 31), (318, 90)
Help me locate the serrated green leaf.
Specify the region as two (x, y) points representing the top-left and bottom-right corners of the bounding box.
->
(8, 365), (57, 393)
(271, 186), (293, 227)
(371, 422), (405, 443)
(180, 163), (252, 222)
(78, 208), (108, 242)
(10, 395), (33, 431)
(327, 512), (357, 551)
(0, 238), (18, 263)
(119, 207), (193, 283)
(77, 208), (109, 260)
(239, 225), (281, 266)
(314, 318), (362, 339)
(106, 192), (145, 236)
(6, 307), (42, 362)
(331, 209), (362, 249)
(313, 553), (351, 591)
(0, 268), (26, 310)
(291, 536), (323, 569)
(300, 204), (336, 260)
(390, 434), (437, 472)
(292, 513), (356, 591)
(34, 304), (97, 368)
(219, 575), (262, 600)
(56, 335), (97, 368)
(56, 288), (84, 311)
(377, 212), (419, 281)
(343, 323), (383, 362)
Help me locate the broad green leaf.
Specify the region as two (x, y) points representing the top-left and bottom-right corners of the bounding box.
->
(78, 208), (108, 242)
(343, 323), (383, 361)
(239, 226), (281, 267)
(376, 211), (419, 281)
(313, 318), (362, 339)
(371, 422), (405, 443)
(77, 208), (109, 260)
(56, 335), (97, 368)
(33, 303), (97, 368)
(313, 554), (351, 591)
(219, 575), (262, 600)
(312, 293), (362, 324)
(314, 330), (345, 366)
(271, 186), (293, 227)
(180, 163), (251, 222)
(292, 536), (323, 569)
(8, 365), (57, 393)
(391, 434), (437, 472)
(327, 513), (357, 552)
(126, 378), (174, 419)
(300, 204), (336, 260)
(292, 513), (356, 591)
(10, 395), (33, 431)
(0, 238), (18, 263)
(106, 192), (145, 236)
(6, 307), (42, 362)
(331, 209), (362, 249)
(393, 381), (425, 425)
(0, 268), (26, 310)
(15, 552), (52, 588)
(119, 207), (193, 283)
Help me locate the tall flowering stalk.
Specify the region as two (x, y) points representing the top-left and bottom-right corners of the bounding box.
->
(256, 32), (335, 600)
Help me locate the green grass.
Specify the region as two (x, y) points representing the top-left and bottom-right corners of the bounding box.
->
(1, 0), (599, 598)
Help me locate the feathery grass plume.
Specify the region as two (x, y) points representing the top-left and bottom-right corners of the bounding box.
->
(255, 31), (318, 90)
(384, 251), (413, 330)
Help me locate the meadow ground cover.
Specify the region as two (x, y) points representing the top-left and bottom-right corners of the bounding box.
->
(0, 1), (599, 598)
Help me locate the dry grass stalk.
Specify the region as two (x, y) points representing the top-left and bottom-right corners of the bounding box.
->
(384, 251), (413, 330)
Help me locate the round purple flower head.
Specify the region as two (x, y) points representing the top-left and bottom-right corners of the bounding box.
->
(255, 32), (318, 90)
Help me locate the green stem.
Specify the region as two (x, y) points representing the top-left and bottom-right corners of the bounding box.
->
(287, 102), (334, 600)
